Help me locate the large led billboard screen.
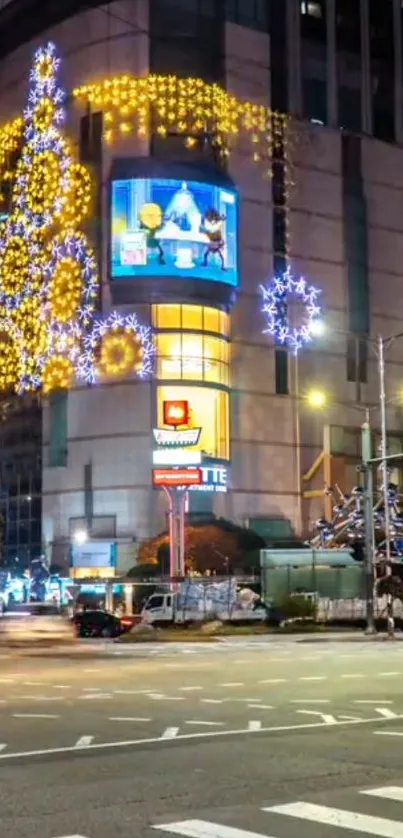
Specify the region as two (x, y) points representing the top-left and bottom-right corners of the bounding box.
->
(111, 177), (238, 287)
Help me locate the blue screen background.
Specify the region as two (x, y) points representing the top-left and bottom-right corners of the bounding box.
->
(111, 177), (238, 287)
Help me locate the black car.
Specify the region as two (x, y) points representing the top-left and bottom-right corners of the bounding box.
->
(73, 609), (127, 639)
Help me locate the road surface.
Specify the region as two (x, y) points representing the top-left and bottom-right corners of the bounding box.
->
(1, 637), (403, 837)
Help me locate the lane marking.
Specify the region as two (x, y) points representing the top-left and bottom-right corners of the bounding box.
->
(109, 717), (151, 722)
(75, 736), (94, 748)
(201, 699), (224, 704)
(340, 673), (363, 679)
(248, 704), (274, 710)
(355, 700), (394, 704)
(0, 678), (14, 683)
(0, 712), (400, 761)
(153, 820), (269, 838)
(263, 801), (403, 837)
(362, 787), (403, 802)
(12, 713), (60, 719)
(19, 695), (64, 702)
(297, 710), (337, 725)
(219, 683), (244, 688)
(374, 731), (403, 737)
(376, 708), (398, 719)
(179, 686), (203, 692)
(82, 687), (102, 692)
(185, 721), (224, 727)
(376, 672), (400, 677)
(114, 690), (152, 695)
(150, 695), (185, 702)
(258, 679), (286, 684)
(54, 685), (72, 690)
(290, 699), (330, 704)
(0, 744), (6, 752)
(23, 681), (43, 686)
(79, 693), (113, 700)
(298, 676), (326, 681)
(248, 721), (262, 731)
(161, 727), (179, 739)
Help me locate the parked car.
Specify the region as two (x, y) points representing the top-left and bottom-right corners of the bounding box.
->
(72, 609), (132, 638)
(0, 603), (76, 646)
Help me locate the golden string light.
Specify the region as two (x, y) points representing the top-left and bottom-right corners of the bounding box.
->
(42, 355), (74, 394)
(0, 235), (30, 295)
(22, 150), (62, 218)
(48, 257), (83, 323)
(72, 74), (289, 176)
(97, 328), (143, 379)
(57, 162), (92, 229)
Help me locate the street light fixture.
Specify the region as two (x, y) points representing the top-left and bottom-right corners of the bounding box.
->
(306, 388), (327, 409)
(73, 529), (88, 546)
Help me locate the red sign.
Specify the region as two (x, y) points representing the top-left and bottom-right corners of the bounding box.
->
(153, 468), (202, 487)
(163, 400), (189, 427)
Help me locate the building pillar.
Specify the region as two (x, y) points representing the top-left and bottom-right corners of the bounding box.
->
(360, 0), (372, 135)
(326, 0), (337, 127)
(393, 0), (403, 143)
(287, 0), (302, 115)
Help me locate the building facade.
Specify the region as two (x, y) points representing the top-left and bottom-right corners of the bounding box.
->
(0, 0), (402, 575)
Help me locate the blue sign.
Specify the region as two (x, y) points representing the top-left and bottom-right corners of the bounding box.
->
(111, 177), (238, 287)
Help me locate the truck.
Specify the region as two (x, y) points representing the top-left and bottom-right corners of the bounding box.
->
(141, 577), (266, 626)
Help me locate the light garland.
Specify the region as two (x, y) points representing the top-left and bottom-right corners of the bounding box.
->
(81, 311), (154, 385)
(260, 269), (322, 354)
(73, 75), (289, 178)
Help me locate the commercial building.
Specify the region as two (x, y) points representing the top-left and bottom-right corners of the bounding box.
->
(0, 0), (401, 576)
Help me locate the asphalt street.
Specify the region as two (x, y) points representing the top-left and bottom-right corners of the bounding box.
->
(2, 637), (403, 837)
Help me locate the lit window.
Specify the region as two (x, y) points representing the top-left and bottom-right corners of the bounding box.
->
(156, 332), (229, 386)
(152, 304), (229, 336)
(300, 1), (322, 17)
(157, 385), (229, 460)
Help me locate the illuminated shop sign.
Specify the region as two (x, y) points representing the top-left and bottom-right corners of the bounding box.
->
(163, 399), (189, 426)
(111, 177), (238, 287)
(71, 542), (116, 569)
(152, 448), (202, 466)
(153, 427), (201, 447)
(190, 465), (229, 494)
(152, 468), (202, 487)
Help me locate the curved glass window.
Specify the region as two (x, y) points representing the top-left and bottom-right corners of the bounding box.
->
(152, 304), (230, 337)
(156, 332), (229, 385)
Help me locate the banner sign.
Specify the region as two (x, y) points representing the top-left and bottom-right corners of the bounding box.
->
(152, 468), (202, 487)
(153, 427), (201, 447)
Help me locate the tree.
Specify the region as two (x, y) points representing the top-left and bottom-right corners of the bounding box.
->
(137, 516), (265, 575)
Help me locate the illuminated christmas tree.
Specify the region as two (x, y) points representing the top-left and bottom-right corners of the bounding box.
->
(0, 42), (153, 395)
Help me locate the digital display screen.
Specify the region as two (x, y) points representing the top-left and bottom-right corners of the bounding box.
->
(111, 177), (238, 287)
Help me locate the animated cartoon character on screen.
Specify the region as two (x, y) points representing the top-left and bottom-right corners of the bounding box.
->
(138, 202), (166, 265)
(201, 208), (226, 270)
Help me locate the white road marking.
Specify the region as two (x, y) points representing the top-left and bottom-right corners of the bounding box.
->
(114, 690), (152, 695)
(150, 695), (185, 702)
(297, 710), (337, 724)
(374, 731), (403, 737)
(82, 687), (102, 692)
(57, 834), (88, 837)
(0, 745), (6, 752)
(298, 676), (326, 681)
(75, 736), (94, 748)
(109, 717), (151, 722)
(53, 685), (72, 690)
(376, 672), (400, 677)
(219, 683), (244, 687)
(248, 721), (262, 731)
(248, 704), (274, 710)
(340, 673), (363, 679)
(19, 695), (64, 702)
(339, 715), (362, 721)
(201, 699), (224, 704)
(0, 712), (400, 761)
(290, 699), (330, 704)
(362, 787), (403, 802)
(23, 681), (43, 686)
(263, 801), (403, 837)
(153, 821), (269, 838)
(258, 679), (287, 684)
(84, 668), (102, 673)
(13, 713), (60, 719)
(0, 678), (14, 683)
(161, 727), (179, 739)
(179, 686), (203, 691)
(375, 708), (398, 719)
(355, 700), (394, 704)
(185, 721), (224, 726)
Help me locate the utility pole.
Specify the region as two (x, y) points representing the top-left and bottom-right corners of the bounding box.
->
(378, 335), (394, 634)
(361, 417), (375, 633)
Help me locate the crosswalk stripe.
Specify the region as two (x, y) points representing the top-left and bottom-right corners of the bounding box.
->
(153, 820), (273, 838)
(263, 801), (403, 837)
(361, 787), (403, 802)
